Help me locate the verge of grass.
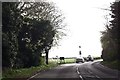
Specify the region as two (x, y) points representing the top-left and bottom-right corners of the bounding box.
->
(101, 60), (120, 71)
(2, 61), (58, 80)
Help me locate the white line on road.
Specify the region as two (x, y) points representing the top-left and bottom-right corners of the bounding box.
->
(27, 73), (40, 80)
(76, 67), (79, 74)
(95, 75), (100, 78)
(79, 75), (84, 80)
(95, 75), (102, 80)
(76, 67), (84, 80)
(77, 70), (80, 74)
(77, 67), (78, 71)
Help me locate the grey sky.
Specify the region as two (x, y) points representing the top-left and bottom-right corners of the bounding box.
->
(49, 0), (115, 58)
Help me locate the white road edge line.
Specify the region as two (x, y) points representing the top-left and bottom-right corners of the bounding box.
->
(27, 73), (39, 80)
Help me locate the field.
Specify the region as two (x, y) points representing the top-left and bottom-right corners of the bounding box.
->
(49, 58), (76, 64)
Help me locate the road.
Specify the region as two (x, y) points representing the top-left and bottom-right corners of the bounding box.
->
(28, 60), (120, 80)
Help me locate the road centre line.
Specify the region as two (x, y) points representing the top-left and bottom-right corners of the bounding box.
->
(77, 70), (80, 74)
(79, 75), (84, 80)
(76, 67), (84, 80)
(77, 67), (78, 71)
(76, 67), (79, 74)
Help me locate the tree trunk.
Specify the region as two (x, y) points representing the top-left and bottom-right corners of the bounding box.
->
(45, 50), (48, 64)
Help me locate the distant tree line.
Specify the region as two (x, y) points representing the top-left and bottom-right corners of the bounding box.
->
(101, 1), (120, 61)
(2, 2), (65, 68)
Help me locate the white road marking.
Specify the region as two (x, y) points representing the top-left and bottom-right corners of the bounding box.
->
(76, 67), (84, 80)
(79, 75), (84, 80)
(76, 67), (79, 73)
(77, 67), (78, 71)
(27, 73), (40, 80)
(95, 75), (101, 79)
(77, 70), (80, 74)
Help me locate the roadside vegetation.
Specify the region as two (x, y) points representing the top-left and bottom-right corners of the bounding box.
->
(2, 58), (76, 79)
(101, 60), (120, 71)
(2, 1), (65, 79)
(100, 1), (120, 70)
(2, 61), (58, 80)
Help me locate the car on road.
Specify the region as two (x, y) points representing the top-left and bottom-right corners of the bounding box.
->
(76, 57), (84, 63)
(87, 55), (94, 61)
(83, 57), (88, 61)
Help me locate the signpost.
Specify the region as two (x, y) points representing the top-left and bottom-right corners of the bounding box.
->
(79, 46), (81, 55)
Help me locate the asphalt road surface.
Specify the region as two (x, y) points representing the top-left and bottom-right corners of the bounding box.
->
(28, 60), (120, 80)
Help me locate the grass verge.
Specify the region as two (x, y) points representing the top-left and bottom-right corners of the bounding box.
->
(101, 60), (120, 71)
(2, 62), (58, 80)
(2, 58), (76, 80)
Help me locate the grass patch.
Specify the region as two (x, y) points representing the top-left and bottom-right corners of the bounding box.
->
(2, 61), (58, 80)
(101, 60), (120, 71)
(59, 58), (76, 64)
(49, 58), (76, 64)
(64, 58), (76, 63)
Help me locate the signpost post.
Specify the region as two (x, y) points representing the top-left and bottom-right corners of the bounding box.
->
(79, 46), (81, 56)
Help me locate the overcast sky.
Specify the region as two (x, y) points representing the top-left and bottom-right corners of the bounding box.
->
(48, 0), (115, 58)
